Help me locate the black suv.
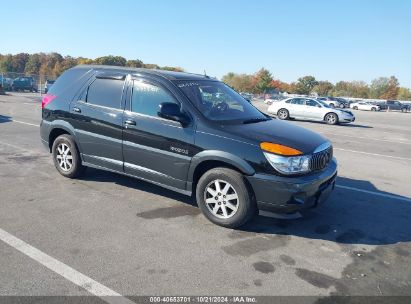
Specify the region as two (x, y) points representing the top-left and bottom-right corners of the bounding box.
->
(40, 65), (337, 228)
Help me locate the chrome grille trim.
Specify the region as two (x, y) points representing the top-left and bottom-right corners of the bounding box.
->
(310, 144), (333, 171)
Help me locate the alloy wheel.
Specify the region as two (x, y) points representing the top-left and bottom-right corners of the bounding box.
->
(326, 114), (337, 124)
(204, 179), (239, 219)
(278, 109), (288, 119)
(56, 143), (73, 172)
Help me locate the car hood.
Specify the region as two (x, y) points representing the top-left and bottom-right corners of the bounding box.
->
(220, 119), (329, 154)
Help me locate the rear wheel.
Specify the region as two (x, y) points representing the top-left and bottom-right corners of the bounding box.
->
(329, 103), (335, 108)
(353, 106), (358, 110)
(277, 108), (289, 120)
(371, 107), (377, 111)
(196, 168), (255, 228)
(325, 113), (338, 125)
(52, 134), (85, 178)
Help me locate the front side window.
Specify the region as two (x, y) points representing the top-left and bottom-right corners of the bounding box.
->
(175, 80), (267, 122)
(131, 80), (178, 117)
(87, 78), (124, 109)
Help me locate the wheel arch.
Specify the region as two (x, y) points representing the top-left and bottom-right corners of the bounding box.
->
(187, 151), (255, 193)
(47, 120), (77, 152)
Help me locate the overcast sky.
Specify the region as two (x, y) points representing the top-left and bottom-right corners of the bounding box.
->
(2, 0), (411, 87)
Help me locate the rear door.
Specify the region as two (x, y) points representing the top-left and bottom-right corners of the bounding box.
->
(70, 76), (126, 171)
(122, 78), (195, 191)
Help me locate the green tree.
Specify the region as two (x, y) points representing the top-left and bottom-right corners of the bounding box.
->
(0, 54), (13, 73)
(126, 59), (144, 68)
(294, 76), (318, 95)
(370, 77), (390, 99)
(25, 54), (41, 75)
(380, 76), (399, 100)
(253, 68), (273, 93)
(94, 55), (127, 66)
(397, 87), (411, 101)
(312, 81), (334, 96)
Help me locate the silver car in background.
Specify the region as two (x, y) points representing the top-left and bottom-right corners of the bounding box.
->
(267, 97), (355, 125)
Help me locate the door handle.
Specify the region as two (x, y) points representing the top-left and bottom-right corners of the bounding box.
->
(73, 107), (81, 113)
(124, 119), (136, 126)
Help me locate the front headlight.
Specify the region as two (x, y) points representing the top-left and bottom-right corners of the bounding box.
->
(260, 142), (310, 175)
(263, 152), (310, 175)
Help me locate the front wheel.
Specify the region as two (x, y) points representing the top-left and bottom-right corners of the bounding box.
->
(196, 168), (255, 228)
(277, 108), (289, 120)
(325, 113), (338, 125)
(52, 134), (85, 178)
(371, 107), (377, 111)
(353, 106), (358, 110)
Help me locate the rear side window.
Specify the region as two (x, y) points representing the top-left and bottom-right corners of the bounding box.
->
(131, 81), (178, 117)
(48, 68), (89, 96)
(87, 78), (124, 109)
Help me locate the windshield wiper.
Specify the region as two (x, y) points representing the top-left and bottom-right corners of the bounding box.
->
(242, 117), (270, 124)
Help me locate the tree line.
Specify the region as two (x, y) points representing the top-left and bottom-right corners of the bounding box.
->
(1, 53), (410, 100)
(0, 52), (184, 79)
(222, 68), (411, 101)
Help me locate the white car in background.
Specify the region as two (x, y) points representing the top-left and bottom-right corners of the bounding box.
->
(350, 102), (380, 111)
(267, 97), (355, 125)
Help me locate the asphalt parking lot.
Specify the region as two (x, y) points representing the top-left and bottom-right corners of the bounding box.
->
(0, 92), (410, 300)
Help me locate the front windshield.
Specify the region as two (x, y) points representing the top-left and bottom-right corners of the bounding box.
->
(175, 80), (268, 122)
(317, 100), (331, 108)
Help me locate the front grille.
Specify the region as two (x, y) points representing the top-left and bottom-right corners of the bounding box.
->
(310, 145), (333, 171)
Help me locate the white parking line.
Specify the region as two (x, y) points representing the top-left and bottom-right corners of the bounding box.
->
(0, 228), (135, 304)
(334, 148), (411, 161)
(322, 132), (411, 145)
(0, 118), (39, 127)
(336, 185), (411, 203)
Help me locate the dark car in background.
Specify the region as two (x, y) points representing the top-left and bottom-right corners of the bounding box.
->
(40, 65), (337, 228)
(12, 76), (38, 92)
(386, 100), (409, 112)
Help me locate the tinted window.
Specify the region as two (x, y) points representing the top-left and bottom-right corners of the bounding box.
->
(87, 78), (124, 109)
(131, 81), (178, 116)
(48, 68), (89, 95)
(291, 98), (305, 105)
(305, 99), (318, 107)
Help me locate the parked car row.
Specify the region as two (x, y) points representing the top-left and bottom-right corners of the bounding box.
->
(0, 76), (56, 93)
(349, 100), (410, 112)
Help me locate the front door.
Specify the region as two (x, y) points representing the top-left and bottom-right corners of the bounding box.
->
(122, 78), (195, 191)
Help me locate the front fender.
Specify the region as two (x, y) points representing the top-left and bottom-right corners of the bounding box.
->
(187, 150), (255, 184)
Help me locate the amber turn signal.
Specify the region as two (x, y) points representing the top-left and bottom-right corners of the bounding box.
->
(260, 142), (303, 156)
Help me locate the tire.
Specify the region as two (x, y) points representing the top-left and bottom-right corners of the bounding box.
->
(329, 103), (335, 108)
(277, 108), (289, 120)
(371, 107), (377, 111)
(325, 113), (338, 125)
(353, 106), (358, 110)
(339, 104), (345, 109)
(52, 134), (85, 178)
(196, 167), (256, 228)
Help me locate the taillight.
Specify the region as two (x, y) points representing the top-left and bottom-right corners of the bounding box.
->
(41, 94), (57, 109)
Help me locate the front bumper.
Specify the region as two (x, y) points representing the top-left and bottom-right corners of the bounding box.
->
(246, 158), (337, 214)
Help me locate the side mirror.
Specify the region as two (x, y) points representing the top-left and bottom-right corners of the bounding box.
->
(158, 102), (190, 126)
